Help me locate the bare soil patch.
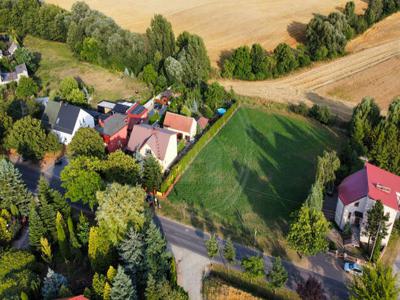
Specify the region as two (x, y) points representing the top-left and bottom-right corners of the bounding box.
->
(46, 0), (366, 66)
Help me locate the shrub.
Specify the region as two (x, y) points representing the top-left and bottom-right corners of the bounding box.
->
(289, 102), (309, 116)
(309, 104), (331, 124)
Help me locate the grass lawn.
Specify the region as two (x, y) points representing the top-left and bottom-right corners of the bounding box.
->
(24, 35), (151, 105)
(164, 107), (342, 256)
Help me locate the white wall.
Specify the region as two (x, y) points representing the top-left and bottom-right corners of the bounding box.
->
(139, 134), (177, 172)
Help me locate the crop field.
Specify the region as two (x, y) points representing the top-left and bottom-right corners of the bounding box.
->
(24, 36), (150, 104)
(46, 0), (366, 66)
(166, 107), (341, 253)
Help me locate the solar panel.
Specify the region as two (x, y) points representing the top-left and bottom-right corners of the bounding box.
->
(131, 104), (145, 115)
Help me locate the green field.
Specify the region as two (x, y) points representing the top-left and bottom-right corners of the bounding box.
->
(166, 107), (341, 254)
(24, 36), (151, 104)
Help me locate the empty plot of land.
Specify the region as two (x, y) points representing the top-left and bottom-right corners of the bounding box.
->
(25, 36), (150, 104)
(46, 0), (366, 65)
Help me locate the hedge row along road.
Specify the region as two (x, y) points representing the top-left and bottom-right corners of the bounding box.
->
(219, 38), (400, 121)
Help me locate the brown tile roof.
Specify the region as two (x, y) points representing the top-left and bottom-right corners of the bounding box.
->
(163, 112), (195, 134)
(127, 124), (176, 160)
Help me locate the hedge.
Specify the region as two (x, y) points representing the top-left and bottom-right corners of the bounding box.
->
(160, 102), (239, 193)
(207, 265), (300, 300)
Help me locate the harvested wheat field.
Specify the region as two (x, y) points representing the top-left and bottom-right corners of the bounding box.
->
(46, 0), (366, 65)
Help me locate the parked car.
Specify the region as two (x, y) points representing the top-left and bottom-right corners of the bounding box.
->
(344, 262), (363, 276)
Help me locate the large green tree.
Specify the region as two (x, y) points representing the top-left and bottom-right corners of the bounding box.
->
(142, 155), (162, 193)
(101, 150), (141, 186)
(118, 227), (145, 279)
(96, 183), (146, 245)
(146, 15), (175, 62)
(349, 263), (399, 300)
(5, 116), (50, 160)
(56, 212), (69, 260)
(204, 82), (225, 111)
(0, 159), (33, 216)
(28, 204), (46, 249)
(88, 226), (115, 273)
(15, 77), (38, 99)
(67, 127), (105, 159)
(241, 256), (265, 278)
(110, 265), (137, 300)
(268, 257), (288, 290)
(287, 205), (330, 256)
(363, 200), (389, 251)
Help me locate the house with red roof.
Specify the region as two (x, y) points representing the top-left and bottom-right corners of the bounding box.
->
(126, 102), (148, 130)
(163, 112), (197, 141)
(96, 113), (128, 152)
(126, 124), (177, 171)
(335, 163), (400, 246)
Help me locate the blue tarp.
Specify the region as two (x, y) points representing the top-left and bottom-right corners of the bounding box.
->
(217, 108), (226, 115)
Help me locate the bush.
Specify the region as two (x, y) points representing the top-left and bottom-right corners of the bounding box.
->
(160, 101), (238, 192)
(289, 102), (309, 116)
(309, 104), (331, 124)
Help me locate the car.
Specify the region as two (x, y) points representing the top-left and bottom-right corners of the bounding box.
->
(344, 262), (363, 276)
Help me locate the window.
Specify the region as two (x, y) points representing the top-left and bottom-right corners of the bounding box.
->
(348, 212), (352, 220)
(354, 202), (359, 207)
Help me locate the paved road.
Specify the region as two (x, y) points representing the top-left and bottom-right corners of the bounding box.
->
(16, 159), (348, 299)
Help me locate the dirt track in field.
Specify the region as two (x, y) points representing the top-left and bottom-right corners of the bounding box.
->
(46, 0), (366, 66)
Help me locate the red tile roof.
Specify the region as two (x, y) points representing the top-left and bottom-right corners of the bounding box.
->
(197, 117), (209, 129)
(57, 295), (88, 300)
(163, 112), (195, 134)
(339, 163), (400, 211)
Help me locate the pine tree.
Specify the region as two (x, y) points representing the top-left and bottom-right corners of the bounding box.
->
(56, 212), (69, 260)
(205, 234), (219, 259)
(371, 233), (382, 263)
(144, 274), (158, 300)
(103, 282), (111, 300)
(223, 237), (236, 264)
(110, 265), (137, 300)
(364, 200), (389, 252)
(144, 222), (170, 281)
(92, 272), (106, 299)
(305, 183), (324, 211)
(51, 190), (71, 218)
(40, 237), (53, 264)
(118, 227), (145, 279)
(29, 204), (45, 249)
(66, 217), (80, 251)
(38, 178), (57, 239)
(107, 266), (117, 283)
(88, 226), (115, 273)
(142, 156), (162, 193)
(268, 257), (288, 290)
(77, 212), (90, 246)
(0, 159), (33, 216)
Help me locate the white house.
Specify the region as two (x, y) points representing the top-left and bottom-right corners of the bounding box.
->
(335, 163), (400, 246)
(163, 111), (197, 141)
(126, 124), (177, 171)
(41, 100), (95, 144)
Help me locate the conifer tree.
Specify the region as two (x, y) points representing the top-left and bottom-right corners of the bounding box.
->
(0, 159), (33, 216)
(118, 227), (145, 279)
(40, 237), (53, 264)
(77, 212), (90, 246)
(56, 212), (69, 260)
(38, 178), (57, 239)
(67, 215), (81, 249)
(107, 266), (117, 283)
(142, 156), (162, 193)
(268, 257), (288, 290)
(205, 234), (219, 259)
(223, 237), (236, 264)
(29, 204), (45, 249)
(88, 226), (115, 273)
(51, 190), (71, 218)
(110, 265), (137, 300)
(103, 282), (111, 300)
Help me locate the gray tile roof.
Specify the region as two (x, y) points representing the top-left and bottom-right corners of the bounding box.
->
(96, 113), (127, 136)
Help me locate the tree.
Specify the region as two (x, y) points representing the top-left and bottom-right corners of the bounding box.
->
(14, 47), (38, 72)
(250, 43), (266, 78)
(206, 234), (219, 259)
(40, 237), (52, 264)
(101, 150), (141, 185)
(92, 272), (106, 299)
(287, 205), (330, 256)
(77, 212), (90, 246)
(67, 127), (105, 159)
(296, 276), (327, 300)
(118, 227), (145, 279)
(315, 150), (340, 188)
(142, 64), (158, 88)
(177, 32), (210, 86)
(5, 116), (49, 160)
(223, 237), (236, 264)
(15, 77), (38, 99)
(0, 158), (33, 216)
(41, 268), (70, 300)
(142, 155), (162, 193)
(274, 43), (299, 75)
(67, 215), (80, 249)
(349, 263), (399, 300)
(229, 46), (252, 79)
(0, 215), (12, 244)
(110, 265), (137, 300)
(365, 0), (384, 25)
(144, 221), (171, 281)
(363, 200), (389, 251)
(204, 82), (225, 111)
(146, 15), (175, 61)
(241, 256), (265, 278)
(96, 183), (146, 245)
(38, 177), (57, 239)
(309, 104), (331, 124)
(305, 182), (324, 211)
(88, 226), (115, 273)
(371, 232), (382, 263)
(268, 257), (288, 290)
(103, 282), (112, 300)
(29, 204), (45, 249)
(59, 76), (78, 98)
(61, 158), (103, 209)
(0, 250), (40, 299)
(107, 265), (117, 282)
(56, 212), (69, 260)
(164, 56), (183, 84)
(0, 111), (12, 143)
(80, 37), (100, 63)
